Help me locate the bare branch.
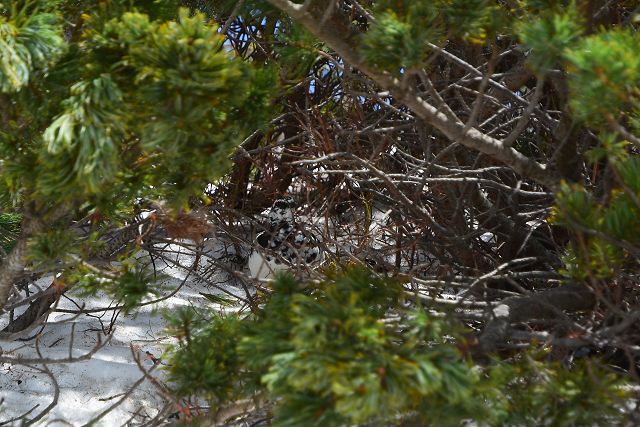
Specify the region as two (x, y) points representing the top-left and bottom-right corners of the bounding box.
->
(266, 0), (560, 190)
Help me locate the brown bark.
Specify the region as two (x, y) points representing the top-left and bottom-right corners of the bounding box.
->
(1, 285), (58, 339)
(0, 215), (47, 310)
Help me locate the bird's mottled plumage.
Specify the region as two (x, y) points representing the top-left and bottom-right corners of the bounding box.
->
(267, 197), (295, 227)
(248, 197), (323, 280)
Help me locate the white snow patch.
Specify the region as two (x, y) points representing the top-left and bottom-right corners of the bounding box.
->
(1, 244), (246, 426)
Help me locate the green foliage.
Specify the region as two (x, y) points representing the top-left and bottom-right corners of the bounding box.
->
(42, 75), (125, 194)
(165, 308), (244, 403)
(28, 227), (79, 268)
(0, 1), (277, 335)
(33, 8), (274, 204)
(108, 262), (159, 311)
(517, 4), (583, 74)
(0, 3), (278, 210)
(630, 109), (640, 136)
(439, 0), (498, 43)
(199, 292), (238, 307)
(362, 10), (432, 71)
(101, 10), (252, 198)
(539, 7), (640, 281)
(553, 155), (640, 280)
(2, 1), (639, 424)
(240, 65), (278, 131)
(241, 270), (479, 426)
(0, 2), (66, 93)
(566, 29), (640, 126)
(165, 269), (630, 426)
(585, 134), (629, 164)
(362, 0), (499, 71)
(166, 269), (482, 426)
(495, 353), (628, 426)
(520, 0), (572, 12)
(0, 212), (20, 252)
(617, 156), (640, 194)
(69, 259), (160, 312)
(275, 23), (323, 81)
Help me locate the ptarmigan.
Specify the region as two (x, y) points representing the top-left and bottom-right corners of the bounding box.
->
(248, 197), (323, 280)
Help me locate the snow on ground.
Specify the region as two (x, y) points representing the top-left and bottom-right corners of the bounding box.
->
(0, 241), (248, 426)
(0, 203), (451, 425)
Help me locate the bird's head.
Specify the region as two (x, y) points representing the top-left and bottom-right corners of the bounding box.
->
(268, 196), (295, 228)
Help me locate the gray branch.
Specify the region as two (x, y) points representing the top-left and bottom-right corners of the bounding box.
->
(266, 0), (561, 190)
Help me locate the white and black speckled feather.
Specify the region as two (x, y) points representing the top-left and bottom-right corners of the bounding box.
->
(248, 198), (323, 280)
(267, 197), (295, 228)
